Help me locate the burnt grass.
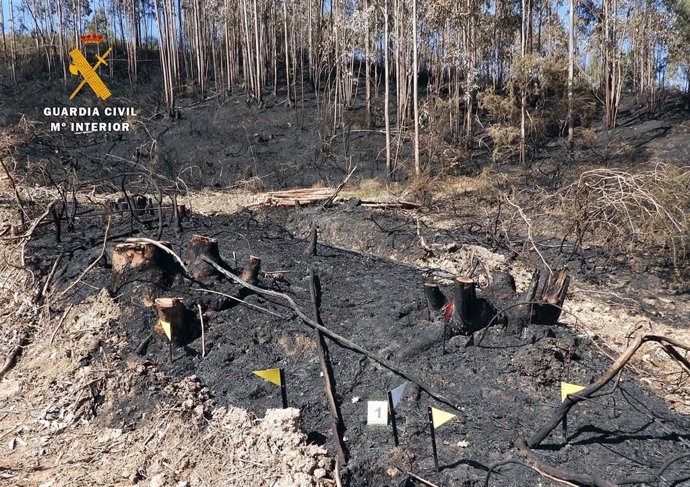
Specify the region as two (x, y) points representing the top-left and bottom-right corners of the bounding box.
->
(23, 203), (690, 487)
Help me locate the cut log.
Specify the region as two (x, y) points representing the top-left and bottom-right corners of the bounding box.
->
(424, 282), (447, 315)
(153, 297), (200, 346)
(111, 241), (181, 306)
(240, 255), (261, 284)
(186, 235), (226, 279)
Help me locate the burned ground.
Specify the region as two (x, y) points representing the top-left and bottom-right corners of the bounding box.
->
(12, 200), (690, 486)
(2, 74), (690, 486)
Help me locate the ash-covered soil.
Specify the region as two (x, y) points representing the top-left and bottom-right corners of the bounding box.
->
(17, 204), (690, 486)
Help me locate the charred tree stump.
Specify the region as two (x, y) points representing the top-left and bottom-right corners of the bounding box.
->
(240, 255), (261, 285)
(515, 268), (570, 329)
(304, 227), (318, 256)
(186, 235), (226, 280)
(111, 241), (181, 306)
(172, 194), (183, 236)
(153, 297), (200, 346)
(424, 282), (447, 316)
(451, 277), (495, 335)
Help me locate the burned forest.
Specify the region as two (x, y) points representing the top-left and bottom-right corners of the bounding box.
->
(1, 0), (690, 485)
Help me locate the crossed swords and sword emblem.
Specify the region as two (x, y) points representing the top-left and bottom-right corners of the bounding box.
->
(68, 47), (113, 101)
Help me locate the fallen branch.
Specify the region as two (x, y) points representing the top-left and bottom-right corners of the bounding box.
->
(527, 333), (690, 448)
(323, 165), (356, 208)
(484, 458), (580, 487)
(49, 304), (74, 347)
(515, 439), (617, 487)
(617, 452), (690, 485)
(20, 200), (58, 268)
(37, 251), (64, 304)
(359, 200), (421, 209)
(0, 333), (29, 379)
(202, 256), (462, 411)
(393, 466), (442, 487)
(192, 288), (286, 318)
(309, 269), (348, 465)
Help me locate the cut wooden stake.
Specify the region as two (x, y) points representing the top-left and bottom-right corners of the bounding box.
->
(197, 304), (205, 358)
(172, 194), (183, 235)
(388, 390), (399, 447)
(428, 407), (440, 471)
(279, 369), (288, 408)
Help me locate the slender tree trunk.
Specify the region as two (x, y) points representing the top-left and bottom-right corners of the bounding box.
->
(520, 0), (527, 166)
(567, 0), (575, 151)
(56, 0), (66, 83)
(252, 0), (263, 102)
(364, 0), (371, 128)
(0, 0), (6, 56)
(9, 0), (16, 84)
(384, 0), (392, 176)
(283, 0), (291, 105)
(412, 0), (421, 176)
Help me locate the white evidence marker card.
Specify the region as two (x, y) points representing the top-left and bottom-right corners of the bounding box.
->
(367, 400), (389, 425)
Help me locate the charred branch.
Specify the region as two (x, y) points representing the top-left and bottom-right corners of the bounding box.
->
(527, 333), (690, 448)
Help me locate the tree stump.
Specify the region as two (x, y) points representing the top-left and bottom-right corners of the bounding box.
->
(240, 255), (261, 284)
(531, 268), (570, 325)
(111, 241), (181, 306)
(304, 227), (318, 256)
(154, 297), (199, 346)
(424, 282), (447, 315)
(451, 277), (496, 335)
(186, 235), (226, 280)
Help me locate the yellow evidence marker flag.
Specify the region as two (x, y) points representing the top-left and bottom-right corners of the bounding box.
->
(561, 382), (585, 402)
(253, 368), (282, 386)
(160, 320), (172, 341)
(431, 407), (456, 429)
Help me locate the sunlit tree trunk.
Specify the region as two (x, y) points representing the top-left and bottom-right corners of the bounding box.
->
(9, 0), (16, 84)
(520, 0), (527, 166)
(384, 0), (392, 176)
(412, 0), (420, 176)
(568, 0), (575, 151)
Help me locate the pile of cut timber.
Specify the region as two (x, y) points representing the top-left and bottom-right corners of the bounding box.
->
(250, 188), (336, 207)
